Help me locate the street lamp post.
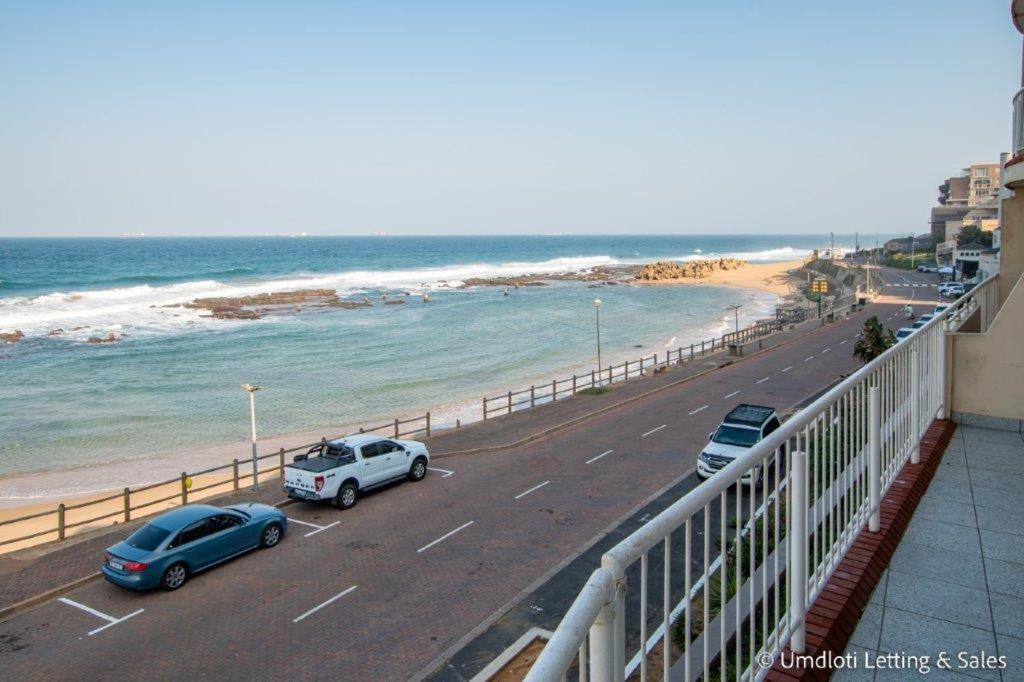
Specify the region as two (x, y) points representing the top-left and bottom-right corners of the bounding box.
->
(726, 304), (742, 335)
(593, 299), (602, 383)
(909, 233), (916, 269)
(241, 383), (262, 490)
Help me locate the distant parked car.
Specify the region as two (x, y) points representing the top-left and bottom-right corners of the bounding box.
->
(283, 433), (430, 508)
(102, 503), (286, 591)
(697, 404), (781, 487)
(895, 327), (915, 341)
(939, 282), (964, 299)
(912, 319), (927, 329)
(934, 305), (949, 315)
(916, 263), (938, 273)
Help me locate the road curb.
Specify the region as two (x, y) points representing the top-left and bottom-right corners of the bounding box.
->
(433, 305), (877, 460)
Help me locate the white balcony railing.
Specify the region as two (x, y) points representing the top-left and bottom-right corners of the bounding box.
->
(1014, 88), (1024, 155)
(525, 278), (996, 682)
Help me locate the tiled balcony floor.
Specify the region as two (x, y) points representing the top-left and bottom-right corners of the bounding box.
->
(838, 425), (1024, 681)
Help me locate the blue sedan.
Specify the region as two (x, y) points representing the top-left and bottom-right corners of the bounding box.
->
(101, 503), (287, 591)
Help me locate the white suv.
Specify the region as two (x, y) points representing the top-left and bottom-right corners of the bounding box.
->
(697, 404), (781, 486)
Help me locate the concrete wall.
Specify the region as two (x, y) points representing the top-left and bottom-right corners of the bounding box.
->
(1001, 191), (1024, 305)
(951, 272), (1024, 419)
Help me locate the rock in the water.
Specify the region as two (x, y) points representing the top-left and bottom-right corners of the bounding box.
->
(1, 330), (25, 343)
(86, 333), (118, 344)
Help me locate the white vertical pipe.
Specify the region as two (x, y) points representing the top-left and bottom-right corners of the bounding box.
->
(869, 386), (881, 532)
(911, 346), (921, 465)
(789, 449), (808, 653)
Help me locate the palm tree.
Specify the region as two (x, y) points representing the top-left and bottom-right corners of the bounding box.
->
(853, 315), (895, 364)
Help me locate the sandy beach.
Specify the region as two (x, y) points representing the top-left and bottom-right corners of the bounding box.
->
(634, 259), (805, 297)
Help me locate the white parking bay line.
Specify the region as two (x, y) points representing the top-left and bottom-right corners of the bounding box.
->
(822, 347), (831, 353)
(292, 585), (358, 623)
(839, 339), (848, 345)
(515, 480), (551, 500)
(286, 517), (341, 538)
(641, 424), (667, 438)
(781, 366), (793, 373)
(724, 390), (741, 399)
(804, 356), (814, 362)
(586, 449), (613, 464)
(688, 405), (708, 415)
(427, 466), (454, 478)
(417, 521), (475, 553)
(58, 597), (144, 636)
(756, 376), (770, 384)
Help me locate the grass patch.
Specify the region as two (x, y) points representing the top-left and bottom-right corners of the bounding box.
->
(576, 386), (611, 396)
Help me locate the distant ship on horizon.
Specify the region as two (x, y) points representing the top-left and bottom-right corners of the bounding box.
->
(119, 232), (146, 238)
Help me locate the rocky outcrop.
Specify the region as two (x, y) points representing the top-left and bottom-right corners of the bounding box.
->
(178, 289), (355, 319)
(1, 330), (25, 344)
(636, 258), (747, 281)
(86, 333), (118, 344)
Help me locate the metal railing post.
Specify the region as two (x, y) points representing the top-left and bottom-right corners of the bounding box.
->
(508, 391), (513, 414)
(572, 374), (577, 395)
(233, 459), (239, 491)
(531, 385), (536, 408)
(57, 503), (66, 540)
(123, 488), (131, 522)
(394, 418), (400, 437)
(279, 448), (286, 477)
(551, 379), (557, 402)
(181, 472), (189, 504)
(589, 600), (617, 682)
(482, 397), (488, 421)
(789, 450), (807, 654)
(425, 411), (431, 437)
(910, 347), (921, 464)
(869, 386), (881, 532)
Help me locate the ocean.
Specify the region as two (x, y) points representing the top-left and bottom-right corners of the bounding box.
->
(0, 234), (874, 498)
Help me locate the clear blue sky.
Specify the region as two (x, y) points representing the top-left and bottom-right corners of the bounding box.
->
(0, 1), (1019, 237)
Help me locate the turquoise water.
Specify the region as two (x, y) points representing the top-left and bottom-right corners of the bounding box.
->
(0, 235), (878, 494)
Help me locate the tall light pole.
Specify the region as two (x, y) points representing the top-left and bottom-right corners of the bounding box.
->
(909, 232), (916, 269)
(241, 383), (262, 490)
(726, 304), (742, 334)
(593, 299), (602, 382)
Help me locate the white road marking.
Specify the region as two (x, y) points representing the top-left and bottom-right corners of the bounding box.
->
(756, 376), (770, 384)
(514, 480), (551, 500)
(292, 585), (358, 623)
(641, 424), (667, 438)
(688, 405), (708, 415)
(427, 466), (454, 478)
(724, 390), (740, 399)
(58, 597), (144, 636)
(286, 517), (341, 538)
(417, 521), (475, 553)
(781, 366), (792, 373)
(586, 449), (613, 464)
(822, 347), (831, 353)
(839, 339), (848, 345)
(804, 356), (814, 362)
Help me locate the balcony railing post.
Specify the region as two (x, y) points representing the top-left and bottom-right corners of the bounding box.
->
(939, 319), (950, 419)
(869, 385), (881, 533)
(789, 449), (807, 654)
(911, 346), (921, 465)
(589, 600), (617, 682)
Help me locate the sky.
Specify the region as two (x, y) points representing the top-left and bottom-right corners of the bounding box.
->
(0, 1), (1020, 237)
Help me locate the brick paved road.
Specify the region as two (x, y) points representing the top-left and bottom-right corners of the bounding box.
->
(0, 267), (937, 680)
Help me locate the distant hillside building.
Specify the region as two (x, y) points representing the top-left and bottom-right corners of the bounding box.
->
(930, 163), (1001, 245)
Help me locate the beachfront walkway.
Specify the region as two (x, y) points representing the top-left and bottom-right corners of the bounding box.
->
(839, 425), (1024, 681)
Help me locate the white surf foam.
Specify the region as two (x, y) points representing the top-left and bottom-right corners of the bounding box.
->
(0, 255), (620, 340)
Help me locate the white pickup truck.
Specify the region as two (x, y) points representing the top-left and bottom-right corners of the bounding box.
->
(283, 433), (430, 509)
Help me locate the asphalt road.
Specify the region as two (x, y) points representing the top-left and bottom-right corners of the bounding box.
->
(0, 265), (940, 681)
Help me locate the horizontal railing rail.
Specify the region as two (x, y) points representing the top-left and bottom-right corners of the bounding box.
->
(0, 412), (432, 550)
(526, 280), (988, 682)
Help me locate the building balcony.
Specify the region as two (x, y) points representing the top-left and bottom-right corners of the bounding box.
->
(1005, 88), (1024, 188)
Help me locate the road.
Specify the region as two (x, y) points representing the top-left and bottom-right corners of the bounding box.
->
(0, 266), (940, 681)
